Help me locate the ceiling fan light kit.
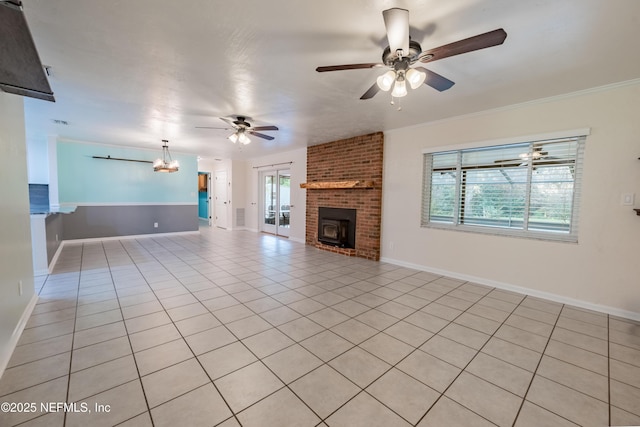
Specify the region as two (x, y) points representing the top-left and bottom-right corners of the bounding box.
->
(315, 7), (507, 104)
(406, 68), (426, 89)
(390, 75), (407, 98)
(229, 129), (251, 145)
(376, 70), (396, 91)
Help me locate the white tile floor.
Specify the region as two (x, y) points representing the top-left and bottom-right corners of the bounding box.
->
(1, 226), (640, 426)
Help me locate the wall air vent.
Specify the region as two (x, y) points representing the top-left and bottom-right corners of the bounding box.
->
(52, 119), (68, 125)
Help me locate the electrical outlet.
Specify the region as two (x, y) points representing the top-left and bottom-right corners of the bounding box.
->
(18, 280), (23, 296)
(622, 193), (635, 206)
(154, 222), (158, 228)
(55, 233), (59, 242)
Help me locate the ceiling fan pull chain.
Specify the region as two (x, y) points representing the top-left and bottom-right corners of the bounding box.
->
(390, 95), (402, 111)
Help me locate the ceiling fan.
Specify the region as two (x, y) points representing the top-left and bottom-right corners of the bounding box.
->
(316, 8), (507, 100)
(196, 116), (279, 144)
(493, 146), (567, 168)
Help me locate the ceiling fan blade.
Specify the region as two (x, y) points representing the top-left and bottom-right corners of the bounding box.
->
(195, 126), (233, 130)
(251, 125), (279, 131)
(419, 28), (507, 63)
(316, 63), (383, 72)
(248, 131), (274, 141)
(414, 66), (455, 92)
(360, 81), (381, 100)
(383, 8), (410, 57)
(219, 117), (236, 126)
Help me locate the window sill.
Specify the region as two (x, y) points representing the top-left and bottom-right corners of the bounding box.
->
(422, 222), (578, 243)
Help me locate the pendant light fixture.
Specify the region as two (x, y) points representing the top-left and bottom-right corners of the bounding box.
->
(228, 128), (251, 145)
(153, 140), (179, 173)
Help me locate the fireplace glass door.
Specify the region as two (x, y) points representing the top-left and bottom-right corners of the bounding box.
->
(261, 169), (290, 237)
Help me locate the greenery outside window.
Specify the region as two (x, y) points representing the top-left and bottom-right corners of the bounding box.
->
(421, 134), (586, 242)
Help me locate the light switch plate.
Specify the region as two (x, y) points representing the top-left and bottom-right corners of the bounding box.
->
(622, 193), (635, 206)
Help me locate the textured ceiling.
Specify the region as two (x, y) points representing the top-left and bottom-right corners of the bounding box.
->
(19, 0), (640, 160)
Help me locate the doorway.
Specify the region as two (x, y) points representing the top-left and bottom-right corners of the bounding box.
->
(197, 172), (212, 226)
(214, 170), (228, 229)
(261, 169), (290, 237)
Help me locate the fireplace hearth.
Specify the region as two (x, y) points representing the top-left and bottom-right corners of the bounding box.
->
(318, 207), (356, 249)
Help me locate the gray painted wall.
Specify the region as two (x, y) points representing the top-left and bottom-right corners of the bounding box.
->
(45, 213), (63, 264)
(62, 205), (198, 240)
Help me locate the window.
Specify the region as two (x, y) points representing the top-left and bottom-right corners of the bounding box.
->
(422, 135), (586, 242)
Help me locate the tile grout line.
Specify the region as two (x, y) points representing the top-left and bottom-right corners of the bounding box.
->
(412, 287), (531, 427)
(7, 231), (640, 426)
(115, 235), (556, 427)
(510, 303), (564, 427)
(144, 232), (424, 424)
(312, 279), (501, 425)
(145, 234), (354, 425)
(119, 237), (245, 426)
(101, 240), (156, 427)
(260, 277), (454, 424)
(62, 243), (83, 427)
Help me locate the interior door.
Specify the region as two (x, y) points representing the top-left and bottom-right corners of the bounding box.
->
(207, 173), (212, 226)
(261, 170), (290, 237)
(214, 170), (228, 229)
(197, 172), (212, 226)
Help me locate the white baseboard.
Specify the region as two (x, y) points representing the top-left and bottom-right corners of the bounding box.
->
(61, 230), (200, 244)
(0, 293), (38, 378)
(48, 242), (65, 274)
(380, 256), (640, 322)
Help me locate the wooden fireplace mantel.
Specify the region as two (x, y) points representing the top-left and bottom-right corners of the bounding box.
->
(300, 180), (375, 189)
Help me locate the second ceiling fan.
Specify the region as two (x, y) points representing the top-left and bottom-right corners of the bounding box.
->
(316, 8), (507, 100)
(196, 116), (278, 145)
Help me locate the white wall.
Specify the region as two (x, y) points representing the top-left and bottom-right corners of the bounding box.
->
(231, 160), (248, 229)
(0, 93), (37, 376)
(245, 147), (307, 242)
(26, 134), (49, 184)
(381, 81), (640, 319)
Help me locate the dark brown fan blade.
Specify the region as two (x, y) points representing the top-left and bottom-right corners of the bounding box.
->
(251, 125), (279, 131)
(360, 81), (381, 100)
(414, 67), (455, 92)
(248, 131), (274, 141)
(419, 29), (507, 64)
(316, 63), (383, 72)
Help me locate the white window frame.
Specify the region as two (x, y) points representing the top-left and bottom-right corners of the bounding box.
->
(421, 129), (589, 243)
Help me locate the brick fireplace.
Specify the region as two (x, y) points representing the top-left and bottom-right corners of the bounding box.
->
(304, 132), (383, 260)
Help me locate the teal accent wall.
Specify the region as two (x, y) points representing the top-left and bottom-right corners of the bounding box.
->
(198, 191), (208, 218)
(57, 141), (198, 204)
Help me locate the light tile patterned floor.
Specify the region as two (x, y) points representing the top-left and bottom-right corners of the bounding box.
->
(1, 227), (640, 427)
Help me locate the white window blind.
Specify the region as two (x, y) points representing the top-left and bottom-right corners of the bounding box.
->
(422, 136), (586, 242)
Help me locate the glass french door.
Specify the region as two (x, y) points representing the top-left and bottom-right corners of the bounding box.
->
(261, 170), (290, 237)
